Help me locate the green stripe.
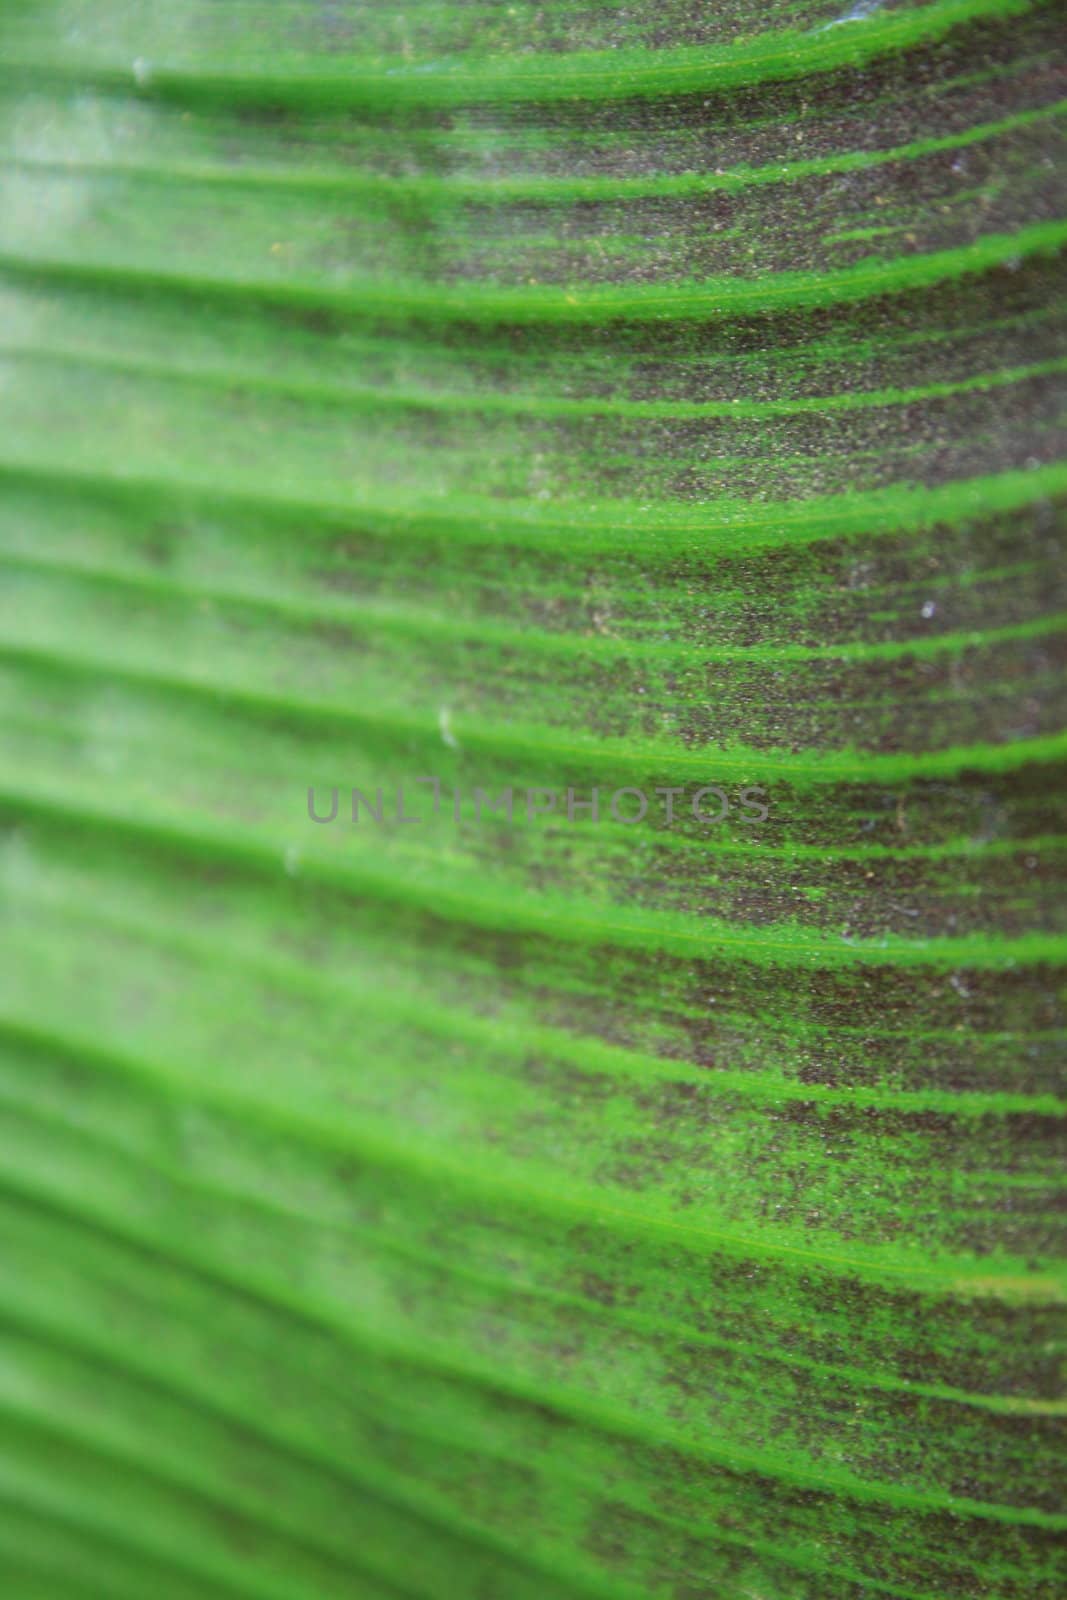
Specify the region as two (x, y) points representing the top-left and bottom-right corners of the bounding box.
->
(1, 0), (1033, 107)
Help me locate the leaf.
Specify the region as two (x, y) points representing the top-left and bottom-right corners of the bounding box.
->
(0, 1), (1063, 1596)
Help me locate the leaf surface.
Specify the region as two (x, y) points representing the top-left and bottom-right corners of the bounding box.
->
(0, 2), (1064, 1596)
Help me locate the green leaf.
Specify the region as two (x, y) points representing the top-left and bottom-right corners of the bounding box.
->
(0, 1), (1063, 1596)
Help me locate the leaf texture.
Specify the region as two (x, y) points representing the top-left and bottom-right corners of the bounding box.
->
(0, 1), (1064, 1596)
